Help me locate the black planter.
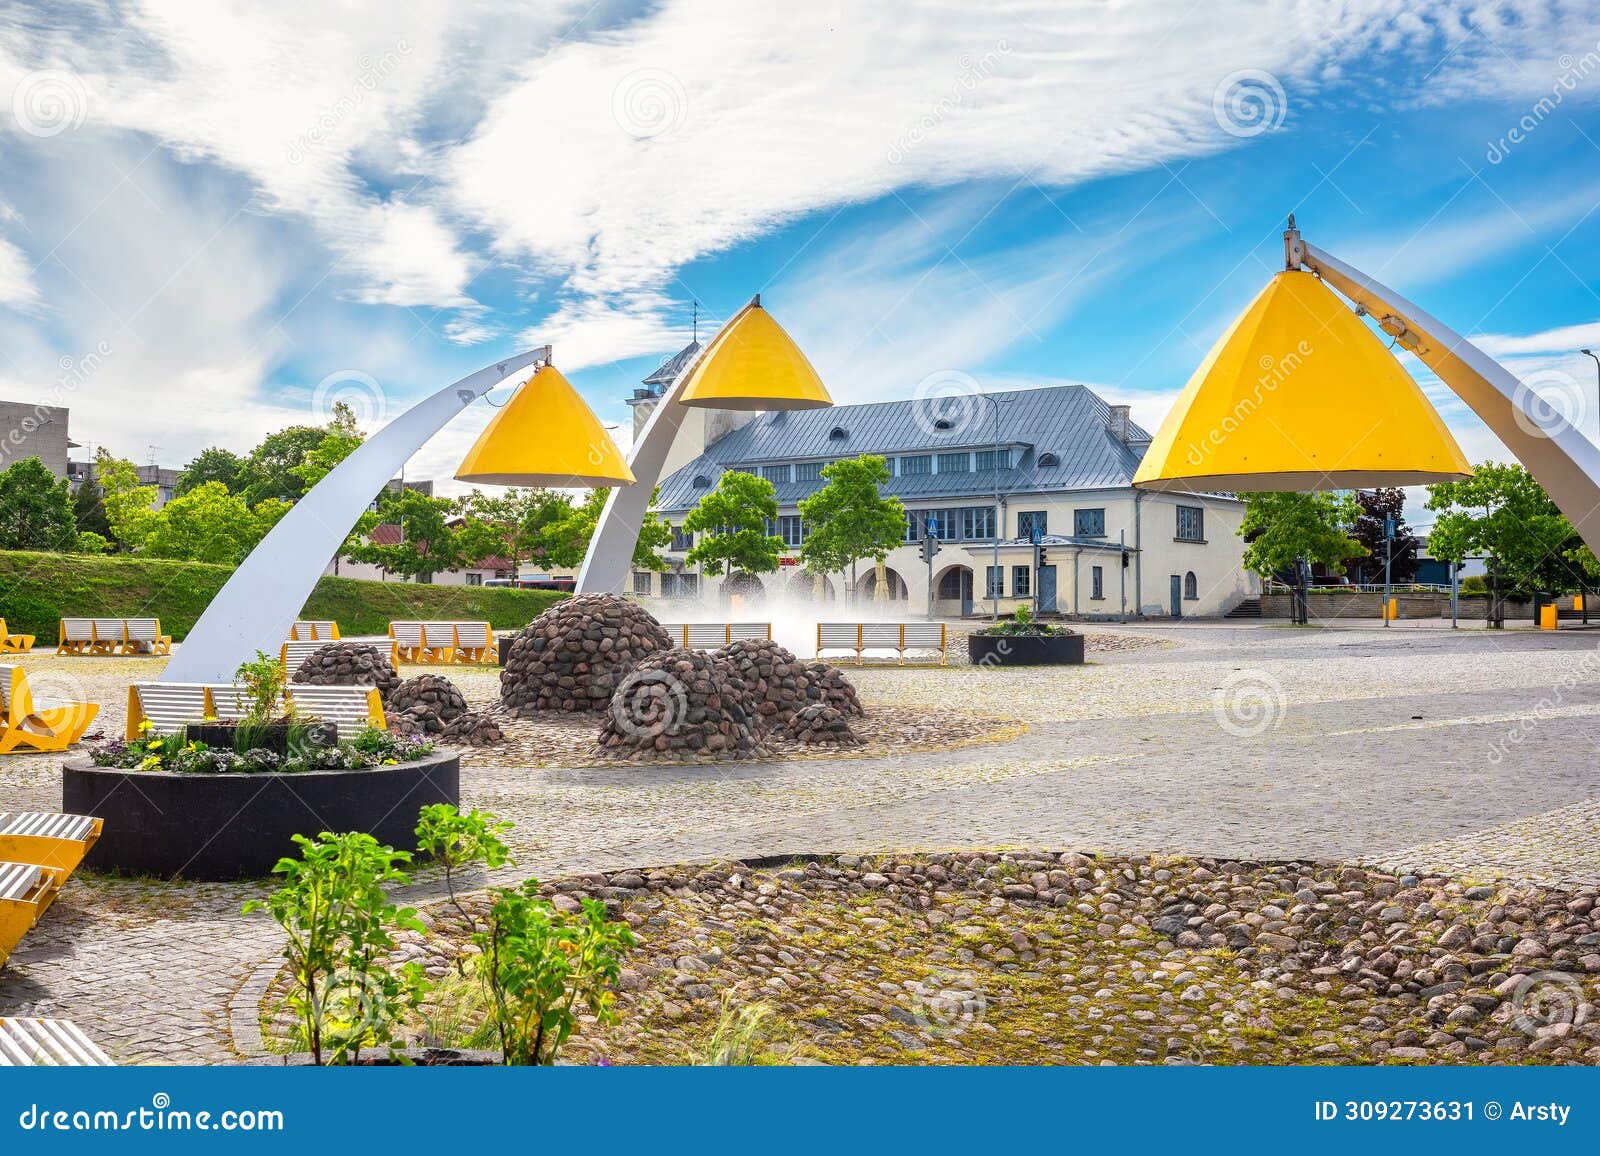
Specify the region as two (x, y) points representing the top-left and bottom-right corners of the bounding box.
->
(183, 721), (336, 756)
(63, 751), (460, 881)
(967, 632), (1085, 666)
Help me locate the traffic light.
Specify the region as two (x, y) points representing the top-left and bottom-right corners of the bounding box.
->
(1038, 548), (1049, 568)
(921, 537), (938, 563)
(1121, 548), (1130, 568)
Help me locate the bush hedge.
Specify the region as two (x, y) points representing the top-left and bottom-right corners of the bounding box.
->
(0, 550), (563, 640)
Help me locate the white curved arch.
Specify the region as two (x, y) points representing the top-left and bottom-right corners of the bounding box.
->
(1296, 239), (1600, 557)
(162, 348), (550, 684)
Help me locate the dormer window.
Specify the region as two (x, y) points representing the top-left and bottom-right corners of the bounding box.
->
(828, 426), (848, 440)
(1038, 452), (1060, 468)
(692, 475), (711, 489)
(933, 417), (953, 430)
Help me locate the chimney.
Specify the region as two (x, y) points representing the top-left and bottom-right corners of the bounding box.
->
(1108, 404), (1132, 444)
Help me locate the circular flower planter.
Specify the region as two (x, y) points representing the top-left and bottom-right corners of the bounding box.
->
(967, 633), (1085, 666)
(62, 751), (460, 881)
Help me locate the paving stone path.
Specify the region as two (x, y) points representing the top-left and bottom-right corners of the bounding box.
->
(3, 621), (1598, 1062)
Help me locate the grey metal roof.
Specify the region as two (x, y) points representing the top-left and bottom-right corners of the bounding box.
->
(654, 384), (1152, 513)
(643, 340), (702, 388)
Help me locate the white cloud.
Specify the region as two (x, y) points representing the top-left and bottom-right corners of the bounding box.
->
(0, 233), (36, 309)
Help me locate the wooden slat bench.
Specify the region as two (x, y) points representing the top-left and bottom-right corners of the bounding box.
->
(659, 622), (773, 649)
(389, 621), (494, 664)
(56, 618), (95, 655)
(815, 622), (949, 665)
(0, 666), (100, 754)
(55, 617), (169, 656)
(290, 620), (340, 641)
(126, 683), (213, 738)
(283, 685), (387, 734)
(0, 619), (34, 654)
(124, 618), (172, 655)
(0, 1018), (114, 1065)
(0, 860), (64, 965)
(0, 812), (101, 875)
(129, 682), (386, 737)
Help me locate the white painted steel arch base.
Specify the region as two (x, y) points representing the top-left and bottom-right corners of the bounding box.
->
(1295, 240), (1600, 558)
(162, 349), (550, 684)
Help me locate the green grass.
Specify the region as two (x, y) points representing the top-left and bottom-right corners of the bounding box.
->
(0, 549), (563, 640)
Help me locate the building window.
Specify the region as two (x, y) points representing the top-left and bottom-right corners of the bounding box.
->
(936, 451), (970, 473)
(632, 571), (652, 595)
(1184, 571), (1198, 600)
(663, 573), (699, 599)
(961, 506), (994, 540)
(975, 448), (1012, 471)
(1017, 511), (1047, 540)
(1038, 451), (1061, 467)
(931, 510), (958, 540)
(795, 461), (824, 482)
(777, 514), (803, 548)
(901, 454), (932, 476)
(1012, 565), (1031, 597)
(937, 568), (968, 599)
(671, 525), (694, 551)
(1074, 508), (1106, 537)
(1176, 504), (1205, 542)
(761, 463), (790, 484)
(985, 566), (1002, 599)
(465, 572), (483, 586)
(1091, 565), (1104, 600)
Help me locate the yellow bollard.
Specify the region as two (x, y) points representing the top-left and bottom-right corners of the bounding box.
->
(1540, 604), (1558, 630)
(1575, 594), (1585, 612)
(1383, 597), (1398, 621)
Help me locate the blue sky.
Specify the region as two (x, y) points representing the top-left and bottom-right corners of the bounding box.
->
(1, 1), (1598, 525)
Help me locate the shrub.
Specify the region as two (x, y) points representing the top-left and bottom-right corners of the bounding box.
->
(415, 804), (514, 932)
(974, 605), (1074, 637)
(244, 832), (426, 1066)
(232, 650), (287, 723)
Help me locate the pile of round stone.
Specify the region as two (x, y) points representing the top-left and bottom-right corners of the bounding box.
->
(714, 638), (816, 730)
(500, 593), (672, 715)
(441, 710), (505, 747)
(291, 641), (401, 698)
(386, 674), (469, 736)
(592, 648), (770, 763)
(804, 661), (864, 717)
(779, 702), (864, 746)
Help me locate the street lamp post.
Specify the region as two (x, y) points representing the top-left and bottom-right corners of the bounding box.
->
(1583, 350), (1600, 444)
(982, 393), (1017, 620)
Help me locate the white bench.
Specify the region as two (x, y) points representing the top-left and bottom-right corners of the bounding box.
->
(0, 1018), (114, 1066)
(389, 621), (493, 663)
(124, 618), (172, 655)
(0, 859), (63, 964)
(815, 622), (949, 665)
(56, 617), (170, 655)
(283, 685), (387, 734)
(290, 620), (340, 641)
(659, 622), (772, 649)
(129, 682), (387, 738)
(126, 683), (214, 737)
(0, 811), (101, 875)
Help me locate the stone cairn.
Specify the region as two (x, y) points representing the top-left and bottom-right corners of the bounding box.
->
(291, 641), (401, 699)
(593, 648), (770, 763)
(442, 711), (506, 747)
(387, 674), (469, 737)
(804, 661), (865, 717)
(713, 638), (816, 732)
(500, 593), (673, 716)
(780, 702), (864, 746)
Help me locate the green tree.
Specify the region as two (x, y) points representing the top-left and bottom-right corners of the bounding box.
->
(71, 471), (112, 539)
(1349, 487), (1418, 584)
(239, 425), (329, 505)
(0, 456), (79, 551)
(136, 482), (290, 564)
(562, 489), (674, 572)
(290, 402), (365, 492)
(345, 489), (465, 581)
(682, 470), (782, 578)
(1237, 490), (1365, 579)
(175, 447), (247, 496)
(798, 455), (906, 597)
(1426, 462), (1583, 595)
(95, 449), (158, 550)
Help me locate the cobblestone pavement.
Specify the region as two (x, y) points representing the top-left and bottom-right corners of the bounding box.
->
(2, 622), (1599, 1062)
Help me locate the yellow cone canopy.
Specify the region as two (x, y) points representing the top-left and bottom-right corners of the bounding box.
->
(677, 299), (833, 410)
(455, 364), (635, 487)
(1133, 271), (1472, 491)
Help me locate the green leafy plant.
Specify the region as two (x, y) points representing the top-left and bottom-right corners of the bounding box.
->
(232, 650), (287, 723)
(415, 805), (514, 932)
(975, 605), (1073, 637)
(243, 832), (427, 1065)
(472, 880), (634, 1066)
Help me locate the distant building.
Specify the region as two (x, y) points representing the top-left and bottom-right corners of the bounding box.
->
(326, 521), (517, 586)
(0, 400), (72, 479)
(137, 464), (182, 509)
(632, 348), (1256, 618)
